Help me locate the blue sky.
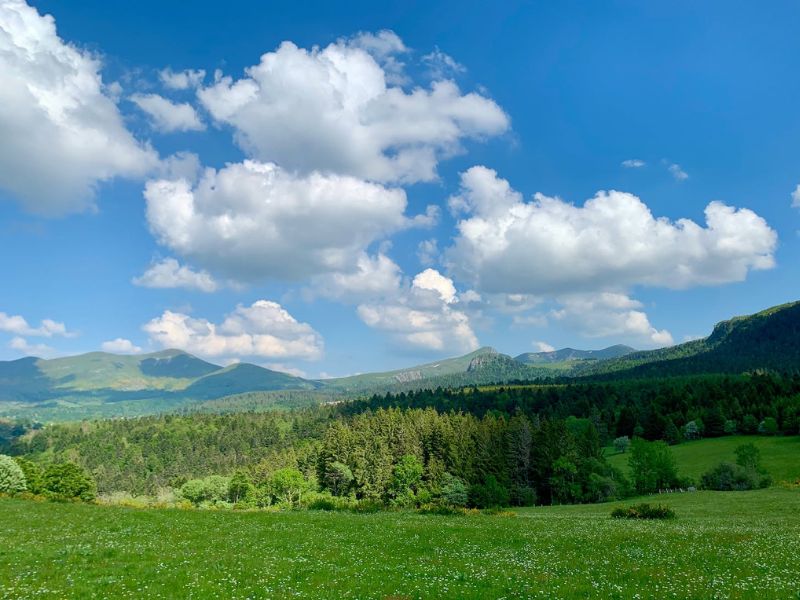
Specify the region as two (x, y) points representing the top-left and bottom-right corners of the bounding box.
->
(1, 0), (799, 377)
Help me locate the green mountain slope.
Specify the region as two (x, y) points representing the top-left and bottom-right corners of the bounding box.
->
(185, 363), (322, 399)
(515, 344), (636, 365)
(575, 301), (800, 378)
(323, 347), (536, 393)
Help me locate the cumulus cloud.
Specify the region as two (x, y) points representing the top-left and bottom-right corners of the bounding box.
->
(356, 268), (478, 353)
(0, 0), (157, 215)
(197, 33), (508, 184)
(621, 159), (645, 168)
(133, 258), (219, 292)
(311, 253), (401, 302)
(0, 311), (72, 337)
(159, 67), (206, 90)
(9, 336), (56, 357)
(130, 93), (205, 132)
(446, 166), (777, 295)
(667, 162), (689, 181)
(412, 268), (457, 304)
(101, 338), (142, 354)
(551, 293), (673, 347)
(791, 184), (800, 208)
(143, 300), (323, 361)
(144, 160), (411, 282)
(534, 341), (555, 352)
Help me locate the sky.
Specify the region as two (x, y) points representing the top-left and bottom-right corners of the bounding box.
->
(1, 0), (799, 377)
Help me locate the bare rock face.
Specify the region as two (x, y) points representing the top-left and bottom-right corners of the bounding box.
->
(467, 351), (501, 372)
(393, 370), (423, 383)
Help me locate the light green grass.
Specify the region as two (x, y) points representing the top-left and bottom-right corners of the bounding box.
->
(606, 435), (800, 483)
(2, 488), (799, 599)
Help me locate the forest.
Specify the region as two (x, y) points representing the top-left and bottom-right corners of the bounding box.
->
(2, 372), (796, 509)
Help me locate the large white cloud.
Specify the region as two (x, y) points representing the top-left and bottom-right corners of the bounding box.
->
(130, 93), (205, 132)
(144, 160), (410, 282)
(143, 300), (323, 361)
(447, 166), (777, 295)
(196, 33), (509, 184)
(310, 253), (402, 302)
(356, 268), (479, 354)
(133, 258), (219, 293)
(0, 0), (157, 214)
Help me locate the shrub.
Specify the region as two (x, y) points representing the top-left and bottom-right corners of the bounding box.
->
(180, 476), (231, 506)
(42, 462), (96, 502)
(758, 418), (778, 436)
(0, 454), (27, 494)
(700, 462), (771, 491)
(611, 503), (675, 520)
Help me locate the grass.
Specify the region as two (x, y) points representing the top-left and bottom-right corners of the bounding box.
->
(606, 435), (800, 483)
(2, 488), (799, 599)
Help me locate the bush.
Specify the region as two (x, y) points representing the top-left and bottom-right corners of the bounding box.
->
(611, 503), (675, 520)
(179, 476), (231, 506)
(42, 462), (96, 502)
(700, 462), (771, 491)
(0, 454), (27, 494)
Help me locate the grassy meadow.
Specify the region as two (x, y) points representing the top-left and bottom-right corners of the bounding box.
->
(606, 435), (800, 484)
(2, 487), (799, 599)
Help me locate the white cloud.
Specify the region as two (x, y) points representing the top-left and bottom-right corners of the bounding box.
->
(621, 159), (645, 168)
(133, 258), (219, 293)
(9, 336), (56, 357)
(197, 33), (508, 184)
(311, 253), (401, 302)
(668, 163), (688, 181)
(0, 0), (157, 215)
(446, 166), (777, 295)
(422, 47), (466, 79)
(791, 184), (800, 208)
(356, 268), (478, 353)
(534, 341), (555, 352)
(143, 300), (323, 361)
(159, 67), (206, 90)
(144, 160), (410, 282)
(0, 311), (72, 337)
(101, 338), (142, 354)
(551, 293), (673, 347)
(130, 93), (205, 132)
(412, 268), (457, 304)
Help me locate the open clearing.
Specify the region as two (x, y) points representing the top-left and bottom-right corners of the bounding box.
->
(2, 488), (799, 599)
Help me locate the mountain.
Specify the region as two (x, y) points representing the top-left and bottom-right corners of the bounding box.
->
(184, 363), (322, 399)
(573, 301), (800, 378)
(0, 350), (320, 410)
(324, 347), (535, 393)
(514, 345), (636, 365)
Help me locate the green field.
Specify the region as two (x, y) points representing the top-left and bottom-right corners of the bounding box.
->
(2, 488), (799, 599)
(606, 435), (800, 484)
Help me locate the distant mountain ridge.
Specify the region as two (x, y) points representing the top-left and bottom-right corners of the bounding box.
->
(514, 344), (636, 365)
(3, 299), (800, 421)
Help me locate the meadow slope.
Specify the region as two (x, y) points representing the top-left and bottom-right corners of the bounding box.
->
(1, 488), (798, 599)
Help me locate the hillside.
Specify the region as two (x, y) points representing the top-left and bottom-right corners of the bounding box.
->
(323, 347), (538, 393)
(574, 301), (800, 379)
(0, 350), (322, 420)
(515, 344), (635, 366)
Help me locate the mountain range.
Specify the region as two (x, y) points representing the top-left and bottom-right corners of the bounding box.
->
(2, 300), (799, 421)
